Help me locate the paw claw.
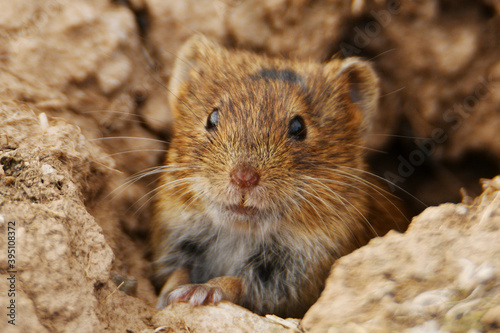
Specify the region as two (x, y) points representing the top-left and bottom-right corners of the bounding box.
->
(164, 284), (224, 307)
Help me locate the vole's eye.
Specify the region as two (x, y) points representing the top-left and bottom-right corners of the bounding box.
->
(288, 115), (306, 141)
(206, 108), (219, 131)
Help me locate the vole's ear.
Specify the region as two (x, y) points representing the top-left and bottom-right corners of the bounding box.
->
(168, 35), (222, 106)
(325, 58), (380, 134)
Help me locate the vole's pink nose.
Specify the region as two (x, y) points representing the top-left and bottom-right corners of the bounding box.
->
(230, 164), (260, 189)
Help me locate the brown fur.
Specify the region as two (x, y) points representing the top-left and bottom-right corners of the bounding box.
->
(152, 35), (407, 318)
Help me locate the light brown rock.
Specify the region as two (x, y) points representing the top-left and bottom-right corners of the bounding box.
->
(151, 302), (291, 333)
(0, 103), (153, 332)
(302, 177), (500, 332)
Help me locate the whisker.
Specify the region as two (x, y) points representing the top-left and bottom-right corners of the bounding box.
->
(366, 133), (429, 140)
(301, 179), (376, 238)
(379, 85), (406, 98)
(313, 164), (409, 203)
(305, 169), (409, 226)
(143, 66), (207, 128)
(89, 136), (170, 145)
(81, 110), (166, 127)
(303, 178), (378, 237)
(336, 165), (428, 207)
(368, 48), (396, 61)
(90, 159), (124, 174)
(104, 149), (167, 158)
(104, 165), (192, 201)
(131, 177), (199, 215)
(178, 186), (211, 216)
(341, 143), (386, 154)
(75, 150), (168, 173)
(319, 169), (396, 199)
(295, 187), (349, 240)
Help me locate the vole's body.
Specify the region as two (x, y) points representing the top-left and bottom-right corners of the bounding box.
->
(152, 36), (406, 317)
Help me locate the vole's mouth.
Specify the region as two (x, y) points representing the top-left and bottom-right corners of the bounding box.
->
(227, 204), (259, 216)
(225, 194), (261, 216)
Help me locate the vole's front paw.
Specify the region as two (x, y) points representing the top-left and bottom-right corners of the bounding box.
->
(157, 284), (224, 309)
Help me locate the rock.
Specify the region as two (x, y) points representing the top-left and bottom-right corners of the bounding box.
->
(151, 302), (290, 333)
(0, 102), (152, 332)
(302, 176), (500, 332)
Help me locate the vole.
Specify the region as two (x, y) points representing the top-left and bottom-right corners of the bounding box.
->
(152, 35), (406, 318)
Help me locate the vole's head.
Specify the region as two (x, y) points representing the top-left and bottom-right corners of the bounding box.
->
(163, 35), (379, 237)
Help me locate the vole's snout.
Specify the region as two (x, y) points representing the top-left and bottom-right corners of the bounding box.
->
(230, 164), (260, 189)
